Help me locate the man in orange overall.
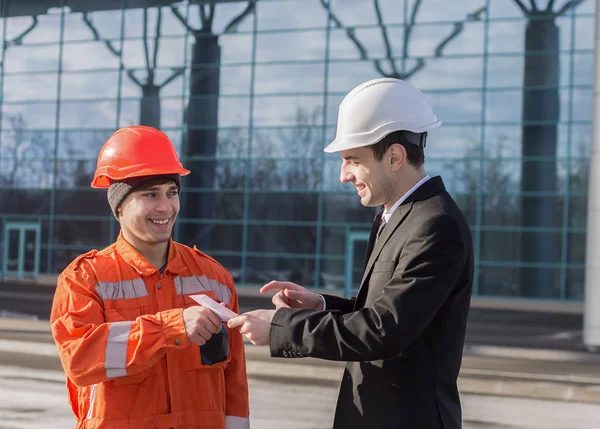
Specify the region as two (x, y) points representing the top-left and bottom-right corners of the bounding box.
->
(51, 126), (250, 429)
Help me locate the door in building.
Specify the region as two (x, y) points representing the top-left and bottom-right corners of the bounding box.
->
(2, 221), (41, 280)
(345, 231), (369, 298)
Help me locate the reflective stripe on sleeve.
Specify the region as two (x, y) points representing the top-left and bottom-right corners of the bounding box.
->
(96, 278), (148, 301)
(86, 384), (96, 419)
(105, 321), (132, 378)
(174, 275), (232, 305)
(225, 416), (250, 429)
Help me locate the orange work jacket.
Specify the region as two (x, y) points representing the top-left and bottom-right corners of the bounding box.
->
(51, 233), (249, 429)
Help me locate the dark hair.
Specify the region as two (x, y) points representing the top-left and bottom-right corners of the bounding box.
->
(370, 130), (424, 167)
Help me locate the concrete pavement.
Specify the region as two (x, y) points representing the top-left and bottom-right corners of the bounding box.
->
(2, 317), (600, 406)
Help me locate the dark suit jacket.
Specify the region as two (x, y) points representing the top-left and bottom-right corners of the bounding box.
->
(270, 176), (474, 429)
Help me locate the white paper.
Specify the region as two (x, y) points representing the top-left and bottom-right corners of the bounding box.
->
(189, 294), (238, 321)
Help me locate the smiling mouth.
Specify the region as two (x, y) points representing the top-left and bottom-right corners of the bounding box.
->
(150, 219), (170, 225)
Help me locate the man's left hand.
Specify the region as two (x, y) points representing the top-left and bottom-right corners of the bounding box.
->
(227, 309), (276, 345)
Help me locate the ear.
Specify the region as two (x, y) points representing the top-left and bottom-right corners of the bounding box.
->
(388, 143), (407, 171)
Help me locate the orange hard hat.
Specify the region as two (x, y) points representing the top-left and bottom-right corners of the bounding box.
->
(91, 126), (190, 188)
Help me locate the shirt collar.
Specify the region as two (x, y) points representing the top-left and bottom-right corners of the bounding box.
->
(115, 232), (186, 276)
(382, 175), (431, 223)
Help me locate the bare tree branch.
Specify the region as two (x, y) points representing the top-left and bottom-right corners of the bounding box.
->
(199, 4), (216, 32)
(373, 59), (389, 77)
(319, 0), (368, 59)
(403, 58), (426, 79)
(224, 0), (256, 34)
(82, 13), (121, 56)
(170, 5), (197, 33)
(556, 0), (586, 16)
(434, 6), (487, 57)
(434, 22), (462, 57)
(153, 8), (162, 69)
(373, 0), (400, 80)
(528, 0), (538, 11)
(512, 0), (531, 15)
(127, 69), (144, 87)
(143, 8), (151, 74)
(158, 67), (186, 89)
(403, 0), (424, 61)
(547, 0), (557, 12)
(5, 16), (39, 47)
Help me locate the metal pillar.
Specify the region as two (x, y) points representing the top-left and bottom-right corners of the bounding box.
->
(583, 0), (600, 350)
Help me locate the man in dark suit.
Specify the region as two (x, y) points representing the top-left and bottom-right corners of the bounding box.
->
(228, 78), (474, 429)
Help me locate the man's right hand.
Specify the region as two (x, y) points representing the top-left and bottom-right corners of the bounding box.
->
(260, 281), (324, 310)
(182, 306), (223, 345)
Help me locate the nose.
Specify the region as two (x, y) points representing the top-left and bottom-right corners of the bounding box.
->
(340, 163), (354, 183)
(155, 195), (171, 213)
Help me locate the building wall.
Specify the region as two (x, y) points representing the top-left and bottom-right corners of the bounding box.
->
(0, 0), (594, 300)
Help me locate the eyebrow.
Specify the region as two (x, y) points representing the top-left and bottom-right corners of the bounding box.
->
(138, 185), (179, 192)
(342, 155), (360, 161)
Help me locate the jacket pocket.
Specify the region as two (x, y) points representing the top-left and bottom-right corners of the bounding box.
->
(182, 290), (232, 369)
(185, 329), (231, 370)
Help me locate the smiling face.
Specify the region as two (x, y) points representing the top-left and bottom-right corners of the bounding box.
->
(339, 146), (397, 208)
(117, 178), (180, 249)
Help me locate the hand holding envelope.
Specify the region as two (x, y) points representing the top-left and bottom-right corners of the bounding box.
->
(190, 293), (276, 346)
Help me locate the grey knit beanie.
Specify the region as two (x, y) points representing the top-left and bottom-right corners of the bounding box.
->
(107, 174), (180, 220)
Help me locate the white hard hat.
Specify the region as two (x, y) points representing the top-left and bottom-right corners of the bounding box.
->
(324, 78), (441, 153)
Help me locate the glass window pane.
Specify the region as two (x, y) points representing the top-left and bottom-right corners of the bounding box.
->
(214, 160), (249, 190)
(252, 95), (323, 126)
(249, 192), (318, 221)
(574, 16), (594, 50)
(60, 71), (120, 100)
(257, 0), (327, 30)
(328, 28), (397, 61)
(566, 268), (584, 300)
(177, 3), (255, 36)
(60, 101), (118, 129)
(478, 265), (520, 296)
(6, 14), (61, 44)
(2, 102), (57, 129)
(0, 128), (55, 189)
(62, 41), (122, 71)
(256, 31), (326, 62)
(220, 66), (252, 95)
(250, 160), (321, 191)
(217, 33), (254, 65)
(55, 188), (109, 215)
(3, 73), (58, 101)
(4, 45), (60, 73)
(0, 189), (50, 214)
(573, 52), (593, 86)
(63, 10), (123, 42)
(58, 129), (113, 158)
(409, 57), (483, 91)
(480, 230), (520, 262)
(254, 63), (325, 94)
(568, 232), (586, 266)
(431, 90), (481, 124)
(54, 159), (97, 189)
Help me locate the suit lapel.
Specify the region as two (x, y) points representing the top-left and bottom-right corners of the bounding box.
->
(358, 202), (413, 292)
(363, 209), (384, 269)
(354, 176), (447, 308)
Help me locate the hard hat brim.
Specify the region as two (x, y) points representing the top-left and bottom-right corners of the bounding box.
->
(91, 166), (191, 188)
(323, 118), (442, 153)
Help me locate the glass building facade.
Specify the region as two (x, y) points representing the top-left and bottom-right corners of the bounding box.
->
(0, 0), (595, 301)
